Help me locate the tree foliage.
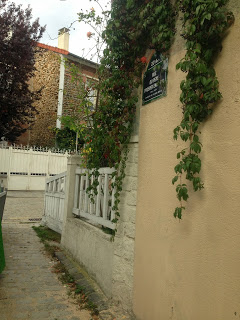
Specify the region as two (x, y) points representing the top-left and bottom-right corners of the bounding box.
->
(0, 0), (45, 142)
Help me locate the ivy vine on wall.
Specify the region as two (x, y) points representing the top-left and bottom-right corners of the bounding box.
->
(172, 0), (234, 219)
(79, 0), (176, 234)
(78, 0), (234, 233)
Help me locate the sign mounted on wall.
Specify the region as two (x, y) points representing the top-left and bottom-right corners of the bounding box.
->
(142, 52), (168, 105)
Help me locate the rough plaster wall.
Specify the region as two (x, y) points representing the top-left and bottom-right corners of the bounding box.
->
(30, 49), (60, 147)
(112, 140), (139, 310)
(133, 3), (240, 320)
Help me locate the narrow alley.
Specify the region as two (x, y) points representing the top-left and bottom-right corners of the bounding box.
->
(0, 191), (92, 320)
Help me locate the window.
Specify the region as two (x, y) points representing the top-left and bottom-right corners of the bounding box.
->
(85, 77), (98, 111)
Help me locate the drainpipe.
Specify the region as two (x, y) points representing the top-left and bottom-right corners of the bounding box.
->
(56, 54), (65, 129)
(56, 28), (69, 129)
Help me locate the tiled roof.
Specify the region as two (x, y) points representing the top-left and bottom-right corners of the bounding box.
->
(35, 42), (98, 68)
(36, 42), (69, 55)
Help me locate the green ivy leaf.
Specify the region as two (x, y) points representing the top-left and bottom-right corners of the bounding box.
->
(190, 141), (201, 153)
(174, 163), (183, 174)
(172, 175), (179, 184)
(173, 207), (184, 219)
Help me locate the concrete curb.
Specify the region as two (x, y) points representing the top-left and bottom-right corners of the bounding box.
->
(54, 250), (136, 320)
(55, 251), (110, 315)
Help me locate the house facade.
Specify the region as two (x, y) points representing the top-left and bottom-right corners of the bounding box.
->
(17, 28), (98, 147)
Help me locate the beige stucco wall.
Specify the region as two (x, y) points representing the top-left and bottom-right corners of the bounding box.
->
(133, 3), (240, 320)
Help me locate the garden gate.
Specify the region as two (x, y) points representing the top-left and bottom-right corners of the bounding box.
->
(0, 145), (69, 191)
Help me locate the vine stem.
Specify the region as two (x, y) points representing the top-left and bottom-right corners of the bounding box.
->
(173, 0), (234, 218)
(189, 117), (193, 154)
(179, 174), (183, 209)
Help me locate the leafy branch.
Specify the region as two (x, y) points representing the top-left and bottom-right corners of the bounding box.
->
(173, 0), (234, 219)
(78, 0), (176, 235)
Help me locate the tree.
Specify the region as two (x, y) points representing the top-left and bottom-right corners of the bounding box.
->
(0, 0), (45, 142)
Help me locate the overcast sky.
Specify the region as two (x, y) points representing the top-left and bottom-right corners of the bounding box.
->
(12, 0), (110, 61)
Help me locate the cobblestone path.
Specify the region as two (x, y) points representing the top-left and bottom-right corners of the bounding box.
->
(0, 191), (92, 320)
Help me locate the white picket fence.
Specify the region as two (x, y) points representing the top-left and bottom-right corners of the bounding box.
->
(0, 145), (69, 190)
(72, 167), (116, 230)
(43, 165), (116, 233)
(43, 172), (66, 234)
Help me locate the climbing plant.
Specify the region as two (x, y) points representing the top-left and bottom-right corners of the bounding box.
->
(77, 0), (234, 232)
(172, 0), (234, 219)
(78, 0), (176, 232)
(59, 60), (97, 153)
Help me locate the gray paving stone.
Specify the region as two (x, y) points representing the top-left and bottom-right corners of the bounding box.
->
(0, 192), (92, 320)
(68, 266), (79, 276)
(55, 251), (65, 261)
(15, 313), (31, 320)
(74, 272), (85, 281)
(31, 310), (50, 319)
(76, 277), (90, 288)
(88, 292), (102, 304)
(54, 249), (113, 315)
(0, 191), (133, 320)
(84, 285), (95, 295)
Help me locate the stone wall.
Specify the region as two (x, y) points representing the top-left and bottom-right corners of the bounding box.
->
(61, 137), (139, 312)
(63, 61), (83, 118)
(28, 49), (60, 147)
(112, 137), (138, 310)
(63, 61), (97, 117)
(62, 217), (114, 298)
(17, 49), (97, 148)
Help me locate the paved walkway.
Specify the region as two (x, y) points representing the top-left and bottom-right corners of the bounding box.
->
(0, 191), (92, 320)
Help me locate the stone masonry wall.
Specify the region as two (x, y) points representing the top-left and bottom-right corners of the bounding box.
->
(29, 49), (60, 147)
(63, 62), (83, 118)
(60, 139), (139, 312)
(112, 138), (139, 310)
(63, 62), (97, 117)
(17, 48), (98, 147)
